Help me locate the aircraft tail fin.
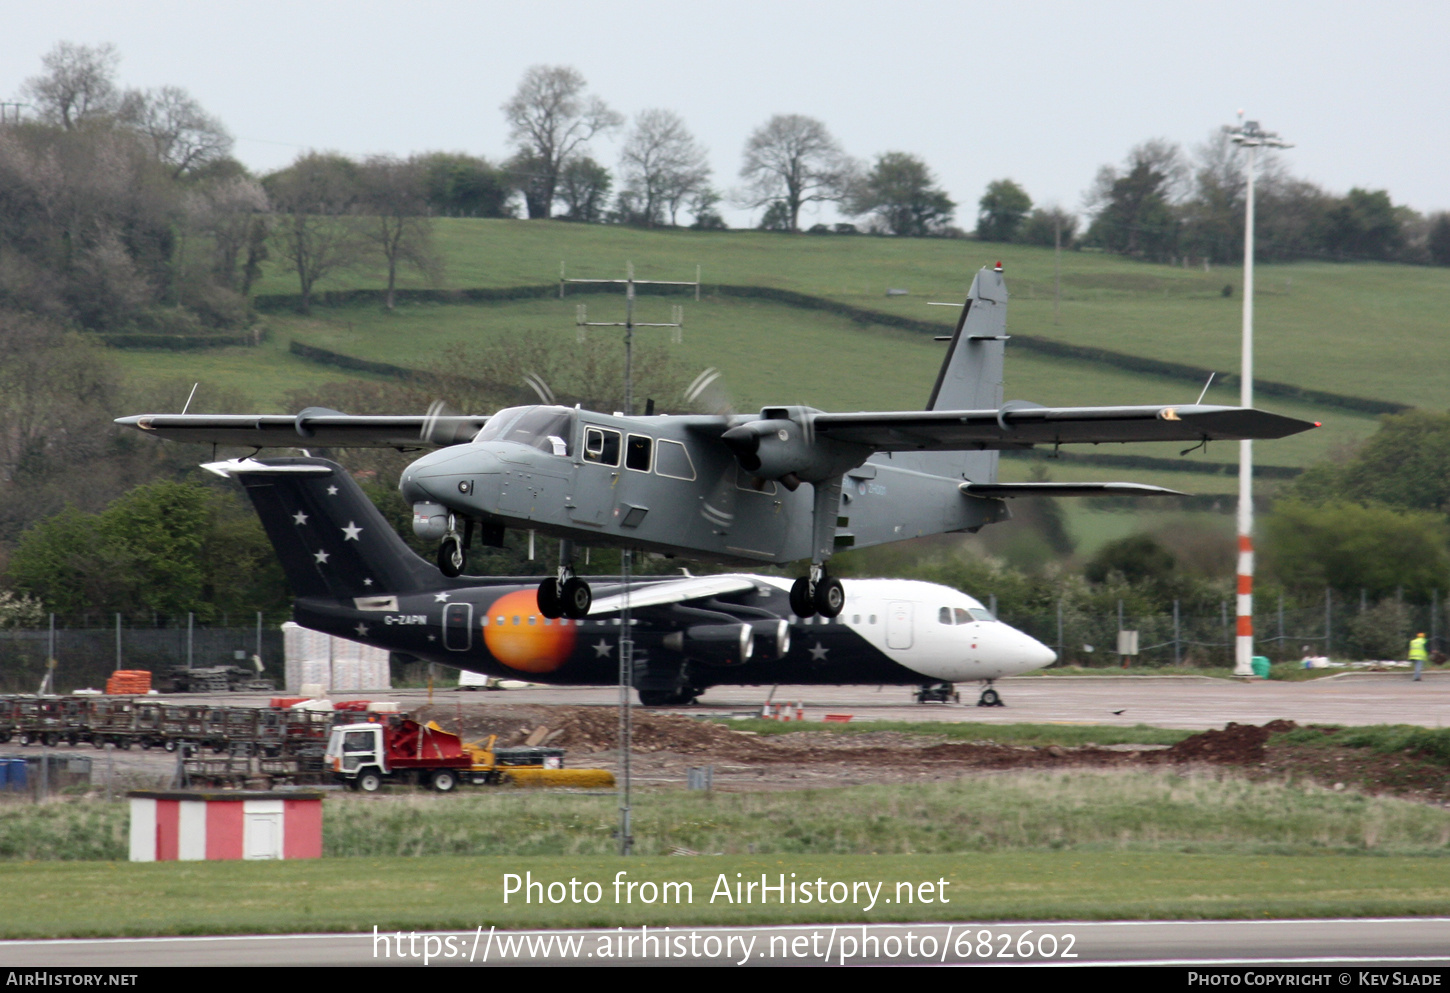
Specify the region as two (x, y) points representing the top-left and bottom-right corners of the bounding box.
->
(897, 265), (1008, 481)
(203, 456), (440, 602)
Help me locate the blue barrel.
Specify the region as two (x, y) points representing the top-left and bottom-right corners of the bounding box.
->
(5, 758), (26, 791)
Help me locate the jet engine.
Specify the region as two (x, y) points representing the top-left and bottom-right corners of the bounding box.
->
(750, 619), (791, 661)
(662, 623), (755, 666)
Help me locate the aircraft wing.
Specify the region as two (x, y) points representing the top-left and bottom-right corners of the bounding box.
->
(961, 482), (1184, 498)
(586, 574), (766, 615)
(114, 410), (490, 449)
(810, 403), (1315, 450)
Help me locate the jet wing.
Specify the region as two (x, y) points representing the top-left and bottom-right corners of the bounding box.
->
(587, 574), (766, 615)
(811, 403), (1315, 450)
(114, 410), (490, 449)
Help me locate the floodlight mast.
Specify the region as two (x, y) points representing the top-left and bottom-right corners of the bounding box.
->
(1225, 114), (1292, 676)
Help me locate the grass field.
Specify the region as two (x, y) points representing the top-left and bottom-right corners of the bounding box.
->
(110, 221), (1443, 561)
(246, 220), (1450, 411)
(5, 850), (1450, 938)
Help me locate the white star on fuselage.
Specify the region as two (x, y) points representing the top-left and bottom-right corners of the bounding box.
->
(593, 639), (613, 658)
(341, 522), (362, 541)
(808, 641), (829, 661)
(292, 511), (308, 525)
(434, 592), (451, 602)
(327, 485), (338, 496)
(355, 623), (368, 637)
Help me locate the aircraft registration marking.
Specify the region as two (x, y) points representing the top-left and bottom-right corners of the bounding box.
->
(384, 614), (428, 625)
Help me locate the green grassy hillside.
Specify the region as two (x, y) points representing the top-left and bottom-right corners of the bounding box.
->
(113, 221), (1445, 555)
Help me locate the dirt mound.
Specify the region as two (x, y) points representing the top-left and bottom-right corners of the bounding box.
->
(1159, 720), (1298, 764)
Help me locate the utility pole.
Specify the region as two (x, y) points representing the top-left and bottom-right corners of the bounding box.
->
(1224, 114), (1292, 677)
(563, 262), (692, 855)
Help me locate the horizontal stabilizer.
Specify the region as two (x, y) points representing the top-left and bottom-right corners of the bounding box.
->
(961, 482), (1184, 498)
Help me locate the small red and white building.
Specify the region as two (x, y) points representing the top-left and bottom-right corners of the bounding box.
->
(127, 790), (324, 862)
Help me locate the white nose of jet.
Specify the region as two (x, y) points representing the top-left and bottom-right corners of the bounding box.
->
(1021, 633), (1057, 670)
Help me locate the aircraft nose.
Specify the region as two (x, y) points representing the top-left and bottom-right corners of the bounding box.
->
(400, 448), (499, 503)
(1022, 634), (1057, 669)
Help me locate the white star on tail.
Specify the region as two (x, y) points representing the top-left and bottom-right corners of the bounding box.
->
(341, 522), (362, 541)
(293, 511), (308, 525)
(314, 550), (330, 564)
(327, 485), (338, 496)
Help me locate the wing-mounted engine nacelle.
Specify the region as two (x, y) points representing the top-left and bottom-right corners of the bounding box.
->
(721, 407), (870, 490)
(662, 623), (755, 666)
(750, 619), (791, 661)
(413, 502), (450, 540)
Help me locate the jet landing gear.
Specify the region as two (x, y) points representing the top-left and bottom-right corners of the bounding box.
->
(536, 540), (591, 620)
(789, 566), (844, 619)
(976, 681), (1004, 708)
(914, 682), (961, 704)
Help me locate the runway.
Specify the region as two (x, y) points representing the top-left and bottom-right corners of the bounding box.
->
(3, 918), (1448, 967)
(423, 671), (1450, 731)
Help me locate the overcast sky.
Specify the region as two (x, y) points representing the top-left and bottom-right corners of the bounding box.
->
(4, 0), (1447, 228)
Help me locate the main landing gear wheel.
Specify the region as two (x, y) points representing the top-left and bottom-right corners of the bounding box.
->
(790, 576), (816, 618)
(437, 535), (465, 578)
(813, 577), (845, 618)
(977, 687), (1003, 708)
(536, 577), (563, 619)
(561, 577), (592, 619)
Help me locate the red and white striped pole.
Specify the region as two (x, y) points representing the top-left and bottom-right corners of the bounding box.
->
(1226, 115), (1290, 676)
(1236, 135), (1257, 677)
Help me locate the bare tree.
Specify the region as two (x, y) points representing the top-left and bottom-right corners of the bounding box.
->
(501, 66), (622, 219)
(187, 175), (270, 293)
(736, 114), (852, 232)
(264, 153), (364, 314)
(356, 156), (443, 309)
(19, 42), (121, 130)
(119, 85), (232, 177)
(618, 109), (710, 227)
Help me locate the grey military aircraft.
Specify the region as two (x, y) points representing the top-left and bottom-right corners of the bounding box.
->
(118, 264), (1315, 624)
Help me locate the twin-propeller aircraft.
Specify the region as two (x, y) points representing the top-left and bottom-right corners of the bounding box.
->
(119, 264), (1315, 629)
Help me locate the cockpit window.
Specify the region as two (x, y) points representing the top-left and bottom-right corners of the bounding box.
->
(967, 608), (995, 623)
(939, 607), (953, 625)
(474, 406), (575, 456)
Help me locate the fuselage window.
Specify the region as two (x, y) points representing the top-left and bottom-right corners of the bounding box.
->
(626, 434), (653, 472)
(583, 426), (621, 466)
(655, 439), (696, 480)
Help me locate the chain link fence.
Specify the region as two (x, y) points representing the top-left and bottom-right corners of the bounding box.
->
(0, 615), (283, 694)
(998, 592), (1446, 668)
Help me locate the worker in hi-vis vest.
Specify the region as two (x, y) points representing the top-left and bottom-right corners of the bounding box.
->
(1408, 632), (1429, 681)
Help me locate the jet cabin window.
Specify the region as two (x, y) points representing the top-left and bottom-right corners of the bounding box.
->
(583, 426), (621, 466)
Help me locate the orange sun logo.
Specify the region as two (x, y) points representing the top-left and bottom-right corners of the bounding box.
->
(481, 590), (578, 673)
